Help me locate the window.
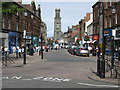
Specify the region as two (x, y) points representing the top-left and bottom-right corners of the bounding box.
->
(105, 16), (107, 28)
(115, 14), (117, 24)
(16, 22), (18, 31)
(105, 2), (108, 9)
(8, 19), (11, 29)
(2, 18), (5, 28)
(110, 0), (112, 7)
(106, 20), (107, 28)
(109, 18), (111, 27)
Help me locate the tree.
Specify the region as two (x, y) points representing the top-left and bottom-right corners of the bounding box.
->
(1, 2), (24, 15)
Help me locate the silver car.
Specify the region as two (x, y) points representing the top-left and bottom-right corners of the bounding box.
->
(78, 47), (89, 57)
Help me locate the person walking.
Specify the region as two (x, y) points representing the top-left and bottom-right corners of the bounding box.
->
(29, 44), (34, 56)
(21, 47), (24, 57)
(18, 47), (22, 58)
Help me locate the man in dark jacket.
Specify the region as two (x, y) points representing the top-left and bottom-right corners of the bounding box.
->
(29, 44), (34, 56)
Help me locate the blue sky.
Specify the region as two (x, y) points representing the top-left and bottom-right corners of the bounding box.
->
(22, 1), (96, 37)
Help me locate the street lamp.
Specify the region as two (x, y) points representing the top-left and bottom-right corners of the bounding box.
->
(31, 14), (34, 44)
(40, 34), (43, 59)
(111, 6), (116, 67)
(23, 10), (27, 64)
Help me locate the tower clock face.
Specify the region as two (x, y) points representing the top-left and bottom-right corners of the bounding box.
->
(56, 24), (60, 28)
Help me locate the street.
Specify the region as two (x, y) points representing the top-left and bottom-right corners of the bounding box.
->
(2, 49), (119, 88)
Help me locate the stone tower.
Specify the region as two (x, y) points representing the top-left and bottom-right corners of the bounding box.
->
(54, 9), (62, 41)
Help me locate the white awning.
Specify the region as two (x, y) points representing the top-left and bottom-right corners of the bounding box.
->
(92, 40), (97, 43)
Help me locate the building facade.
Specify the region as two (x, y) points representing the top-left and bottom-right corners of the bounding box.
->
(41, 21), (47, 45)
(1, 1), (42, 53)
(92, 1), (120, 48)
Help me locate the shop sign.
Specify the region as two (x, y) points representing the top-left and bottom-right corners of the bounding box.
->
(104, 29), (112, 36)
(93, 35), (98, 40)
(9, 32), (18, 36)
(26, 36), (31, 39)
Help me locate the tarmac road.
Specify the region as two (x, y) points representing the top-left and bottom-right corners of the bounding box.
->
(2, 49), (119, 89)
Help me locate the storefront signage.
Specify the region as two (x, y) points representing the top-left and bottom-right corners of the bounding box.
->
(93, 35), (98, 40)
(9, 32), (18, 36)
(26, 36), (31, 39)
(104, 29), (112, 36)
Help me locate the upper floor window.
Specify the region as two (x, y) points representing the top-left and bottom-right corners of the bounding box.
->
(109, 17), (112, 27)
(115, 14), (117, 24)
(110, 0), (112, 7)
(8, 19), (11, 29)
(105, 2), (108, 9)
(105, 17), (108, 28)
(16, 22), (18, 31)
(2, 18), (5, 28)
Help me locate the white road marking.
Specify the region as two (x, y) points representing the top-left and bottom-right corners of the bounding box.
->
(1, 77), (9, 79)
(21, 79), (32, 80)
(78, 82), (119, 87)
(2, 76), (71, 82)
(11, 76), (22, 80)
(32, 77), (43, 80)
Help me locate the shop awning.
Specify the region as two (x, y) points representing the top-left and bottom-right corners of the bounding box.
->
(91, 40), (97, 43)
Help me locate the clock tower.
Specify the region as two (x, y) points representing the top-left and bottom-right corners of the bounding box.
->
(54, 9), (62, 41)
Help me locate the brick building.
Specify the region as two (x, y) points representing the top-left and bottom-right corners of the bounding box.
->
(67, 27), (72, 44)
(92, 1), (120, 48)
(1, 1), (42, 53)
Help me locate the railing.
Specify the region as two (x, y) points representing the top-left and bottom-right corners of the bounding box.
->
(105, 54), (120, 78)
(1, 51), (17, 66)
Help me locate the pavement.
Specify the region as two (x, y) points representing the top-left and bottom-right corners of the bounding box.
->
(2, 52), (46, 68)
(88, 54), (120, 85)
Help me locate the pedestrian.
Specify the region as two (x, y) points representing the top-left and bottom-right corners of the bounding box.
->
(114, 46), (119, 59)
(4, 46), (8, 56)
(29, 44), (34, 56)
(16, 46), (19, 58)
(18, 46), (22, 58)
(21, 47), (24, 57)
(12, 45), (16, 56)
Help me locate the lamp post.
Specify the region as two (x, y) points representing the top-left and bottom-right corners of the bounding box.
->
(31, 14), (34, 45)
(23, 10), (27, 64)
(111, 6), (116, 67)
(40, 34), (43, 59)
(98, 2), (105, 78)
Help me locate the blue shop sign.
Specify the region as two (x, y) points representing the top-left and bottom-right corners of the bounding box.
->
(104, 28), (112, 36)
(26, 36), (31, 39)
(9, 32), (18, 36)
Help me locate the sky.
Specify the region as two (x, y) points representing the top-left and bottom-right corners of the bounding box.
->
(22, 0), (97, 37)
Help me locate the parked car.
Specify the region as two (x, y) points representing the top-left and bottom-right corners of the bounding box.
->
(77, 47), (89, 57)
(65, 45), (69, 49)
(71, 47), (80, 55)
(68, 45), (77, 54)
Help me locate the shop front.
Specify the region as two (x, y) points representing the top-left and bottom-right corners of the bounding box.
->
(0, 32), (8, 49)
(32, 36), (39, 47)
(8, 32), (19, 54)
(112, 27), (120, 47)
